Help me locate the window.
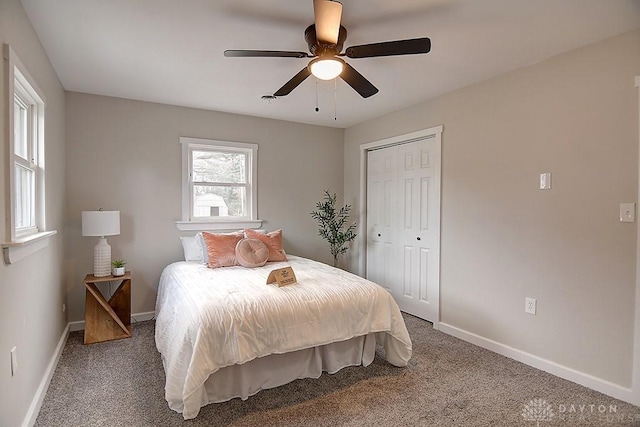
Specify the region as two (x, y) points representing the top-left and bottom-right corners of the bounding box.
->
(13, 74), (39, 234)
(2, 44), (55, 264)
(177, 137), (261, 231)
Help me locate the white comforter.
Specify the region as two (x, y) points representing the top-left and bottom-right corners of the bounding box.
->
(155, 255), (412, 419)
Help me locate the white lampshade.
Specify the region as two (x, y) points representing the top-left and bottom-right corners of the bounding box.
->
(82, 211), (120, 237)
(82, 210), (120, 277)
(309, 57), (344, 80)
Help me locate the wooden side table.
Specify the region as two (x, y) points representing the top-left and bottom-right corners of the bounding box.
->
(83, 271), (132, 344)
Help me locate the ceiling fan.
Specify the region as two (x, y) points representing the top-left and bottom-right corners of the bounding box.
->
(224, 0), (431, 98)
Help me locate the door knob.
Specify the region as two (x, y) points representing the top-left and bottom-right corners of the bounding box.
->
(378, 233), (381, 237)
(416, 237), (421, 241)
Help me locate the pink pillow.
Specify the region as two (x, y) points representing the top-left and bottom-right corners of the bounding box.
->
(202, 231), (243, 268)
(244, 229), (287, 262)
(235, 238), (269, 268)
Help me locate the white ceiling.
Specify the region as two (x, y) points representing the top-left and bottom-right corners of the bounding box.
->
(21, 0), (640, 128)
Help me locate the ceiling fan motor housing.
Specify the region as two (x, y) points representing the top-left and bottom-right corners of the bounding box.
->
(304, 24), (347, 56)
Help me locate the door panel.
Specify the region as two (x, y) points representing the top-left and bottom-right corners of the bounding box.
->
(366, 137), (440, 322)
(366, 147), (397, 294)
(420, 177), (429, 230)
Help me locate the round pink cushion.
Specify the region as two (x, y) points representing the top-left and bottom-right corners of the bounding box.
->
(235, 238), (269, 268)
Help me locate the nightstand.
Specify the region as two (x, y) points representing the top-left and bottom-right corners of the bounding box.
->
(83, 271), (132, 344)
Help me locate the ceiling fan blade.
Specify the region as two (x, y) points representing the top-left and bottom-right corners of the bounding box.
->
(313, 0), (343, 44)
(344, 37), (431, 59)
(224, 50), (310, 58)
(273, 67), (312, 96)
(340, 62), (378, 98)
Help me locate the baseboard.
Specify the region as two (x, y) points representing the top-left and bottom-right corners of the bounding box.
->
(23, 311), (156, 425)
(131, 311), (156, 323)
(69, 311), (155, 332)
(22, 323), (70, 427)
(438, 322), (637, 406)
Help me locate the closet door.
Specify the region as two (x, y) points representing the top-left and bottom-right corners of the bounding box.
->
(366, 146), (397, 295)
(366, 137), (440, 322)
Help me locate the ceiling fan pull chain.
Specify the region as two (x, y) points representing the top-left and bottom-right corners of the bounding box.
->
(334, 78), (337, 121)
(315, 78), (319, 112)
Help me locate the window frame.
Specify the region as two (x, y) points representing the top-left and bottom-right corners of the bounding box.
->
(2, 44), (56, 264)
(13, 72), (40, 237)
(176, 137), (261, 231)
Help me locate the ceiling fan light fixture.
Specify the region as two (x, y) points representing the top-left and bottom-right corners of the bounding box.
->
(309, 57), (344, 80)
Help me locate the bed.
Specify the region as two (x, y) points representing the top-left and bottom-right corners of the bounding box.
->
(155, 255), (412, 419)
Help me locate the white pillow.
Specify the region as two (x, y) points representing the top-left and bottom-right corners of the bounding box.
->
(196, 232), (209, 265)
(180, 236), (203, 262)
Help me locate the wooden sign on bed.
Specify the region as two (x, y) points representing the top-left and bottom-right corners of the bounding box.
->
(267, 267), (297, 287)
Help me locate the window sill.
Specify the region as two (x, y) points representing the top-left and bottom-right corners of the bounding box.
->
(175, 220), (263, 232)
(2, 230), (57, 264)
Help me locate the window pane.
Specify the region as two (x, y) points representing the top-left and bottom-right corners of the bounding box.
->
(14, 97), (28, 160)
(192, 151), (246, 184)
(14, 163), (35, 229)
(193, 185), (246, 218)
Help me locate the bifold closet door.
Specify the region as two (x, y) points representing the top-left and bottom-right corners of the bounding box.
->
(366, 138), (440, 322)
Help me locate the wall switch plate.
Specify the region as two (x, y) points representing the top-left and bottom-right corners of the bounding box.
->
(525, 297), (537, 315)
(539, 173), (551, 190)
(620, 203), (636, 223)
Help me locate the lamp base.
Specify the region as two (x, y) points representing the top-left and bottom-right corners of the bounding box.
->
(94, 237), (111, 277)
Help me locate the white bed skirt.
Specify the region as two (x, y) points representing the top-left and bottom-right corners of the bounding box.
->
(170, 333), (377, 417)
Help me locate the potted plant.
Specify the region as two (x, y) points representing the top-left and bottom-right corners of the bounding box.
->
(311, 190), (357, 268)
(111, 259), (126, 276)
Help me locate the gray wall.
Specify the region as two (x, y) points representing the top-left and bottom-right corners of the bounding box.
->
(2, 1), (639, 422)
(0, 1), (67, 426)
(65, 93), (345, 322)
(344, 30), (640, 387)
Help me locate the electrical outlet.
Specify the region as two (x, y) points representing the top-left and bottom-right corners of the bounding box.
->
(10, 347), (17, 376)
(525, 297), (537, 315)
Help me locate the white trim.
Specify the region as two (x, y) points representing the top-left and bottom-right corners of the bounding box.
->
(439, 322), (636, 405)
(4, 44), (17, 241)
(175, 219), (262, 232)
(179, 137), (259, 227)
(68, 310), (156, 332)
(180, 137), (258, 151)
(2, 230), (56, 264)
(4, 44), (47, 244)
(632, 75), (640, 406)
(358, 125), (443, 327)
(22, 323), (69, 427)
(358, 149), (367, 277)
(131, 311), (156, 323)
(358, 126), (444, 276)
(23, 311), (156, 426)
(360, 126), (443, 151)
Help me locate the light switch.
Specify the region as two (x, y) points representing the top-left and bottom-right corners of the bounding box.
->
(620, 203), (636, 223)
(539, 173), (551, 190)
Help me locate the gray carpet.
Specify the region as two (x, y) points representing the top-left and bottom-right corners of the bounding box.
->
(35, 315), (640, 426)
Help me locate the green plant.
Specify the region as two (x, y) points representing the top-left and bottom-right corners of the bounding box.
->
(111, 259), (126, 268)
(311, 190), (357, 267)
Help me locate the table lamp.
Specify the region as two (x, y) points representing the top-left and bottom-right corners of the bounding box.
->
(82, 210), (120, 277)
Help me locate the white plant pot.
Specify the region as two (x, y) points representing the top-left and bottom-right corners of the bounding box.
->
(112, 267), (125, 276)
